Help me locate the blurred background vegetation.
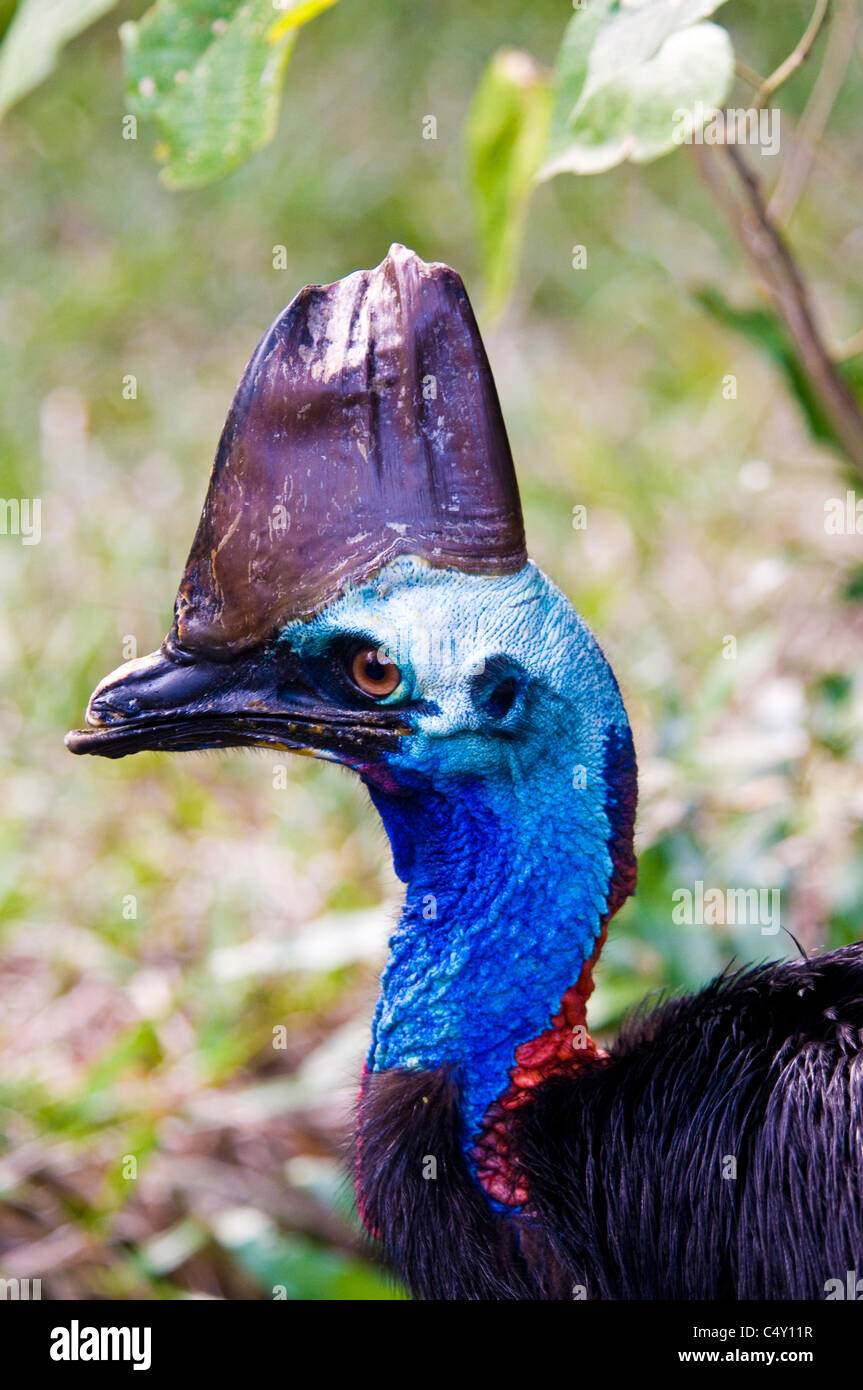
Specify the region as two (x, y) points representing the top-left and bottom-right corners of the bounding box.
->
(1, 0), (862, 1299)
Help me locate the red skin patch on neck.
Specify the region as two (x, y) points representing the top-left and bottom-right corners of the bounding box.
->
(471, 925), (608, 1207)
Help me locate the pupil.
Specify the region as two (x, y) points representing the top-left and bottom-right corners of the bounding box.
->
(366, 654), (388, 682)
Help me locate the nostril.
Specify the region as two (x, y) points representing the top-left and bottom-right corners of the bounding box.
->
(84, 651), (172, 727)
(486, 676), (518, 720)
(87, 691), (139, 726)
(469, 656), (524, 722)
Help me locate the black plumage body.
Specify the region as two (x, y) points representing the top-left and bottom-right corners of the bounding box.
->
(356, 943), (863, 1300)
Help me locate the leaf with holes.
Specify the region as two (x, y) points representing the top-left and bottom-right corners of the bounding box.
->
(121, 0), (339, 190)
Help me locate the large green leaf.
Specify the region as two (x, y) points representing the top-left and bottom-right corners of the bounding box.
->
(121, 0), (339, 189)
(0, 0), (117, 120)
(539, 0), (734, 179)
(466, 48), (551, 319)
(697, 287), (863, 450)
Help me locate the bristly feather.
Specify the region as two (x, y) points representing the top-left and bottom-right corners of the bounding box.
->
(516, 941), (863, 1300)
(356, 944), (863, 1300)
(354, 1068), (569, 1299)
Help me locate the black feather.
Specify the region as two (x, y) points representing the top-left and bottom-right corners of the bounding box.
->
(356, 945), (863, 1299)
(355, 1068), (568, 1299)
(517, 942), (863, 1300)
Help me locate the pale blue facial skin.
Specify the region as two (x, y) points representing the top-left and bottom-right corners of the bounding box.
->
(282, 557), (633, 1158)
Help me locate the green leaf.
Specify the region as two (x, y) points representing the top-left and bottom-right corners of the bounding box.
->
(695, 287), (863, 449)
(215, 1219), (407, 1300)
(539, 0), (734, 179)
(467, 48), (551, 319)
(0, 0), (118, 120)
(0, 0), (22, 44)
(121, 0), (339, 190)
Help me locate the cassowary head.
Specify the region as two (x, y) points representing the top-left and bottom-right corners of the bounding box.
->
(67, 247), (636, 1153)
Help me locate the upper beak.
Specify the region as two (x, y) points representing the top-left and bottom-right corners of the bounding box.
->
(65, 640), (409, 763)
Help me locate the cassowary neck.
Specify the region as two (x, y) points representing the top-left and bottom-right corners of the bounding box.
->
(363, 727), (634, 1201)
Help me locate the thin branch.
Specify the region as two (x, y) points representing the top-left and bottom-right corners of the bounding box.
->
(694, 141), (863, 476)
(735, 59), (765, 90)
(755, 0), (831, 109)
(768, 0), (858, 226)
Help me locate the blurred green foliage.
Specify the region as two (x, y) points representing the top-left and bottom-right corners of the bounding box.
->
(121, 0), (339, 188)
(0, 0), (862, 1299)
(467, 46), (551, 318)
(0, 0), (118, 119)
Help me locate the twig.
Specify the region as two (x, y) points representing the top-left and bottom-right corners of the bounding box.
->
(768, 0), (858, 226)
(694, 141), (863, 475)
(735, 59), (765, 91)
(754, 0), (831, 109)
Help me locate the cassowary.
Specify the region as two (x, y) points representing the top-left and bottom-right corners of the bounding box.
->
(67, 245), (863, 1301)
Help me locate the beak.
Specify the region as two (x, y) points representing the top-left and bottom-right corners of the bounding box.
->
(65, 640), (409, 763)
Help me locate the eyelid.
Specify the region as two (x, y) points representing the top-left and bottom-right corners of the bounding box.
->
(369, 664), (410, 706)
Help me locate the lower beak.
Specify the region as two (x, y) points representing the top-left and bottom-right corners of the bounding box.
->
(65, 642), (409, 763)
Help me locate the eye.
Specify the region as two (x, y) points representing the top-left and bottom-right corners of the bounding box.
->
(348, 647), (402, 699)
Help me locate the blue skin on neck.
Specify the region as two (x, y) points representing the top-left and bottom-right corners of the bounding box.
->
(283, 558), (632, 1155)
